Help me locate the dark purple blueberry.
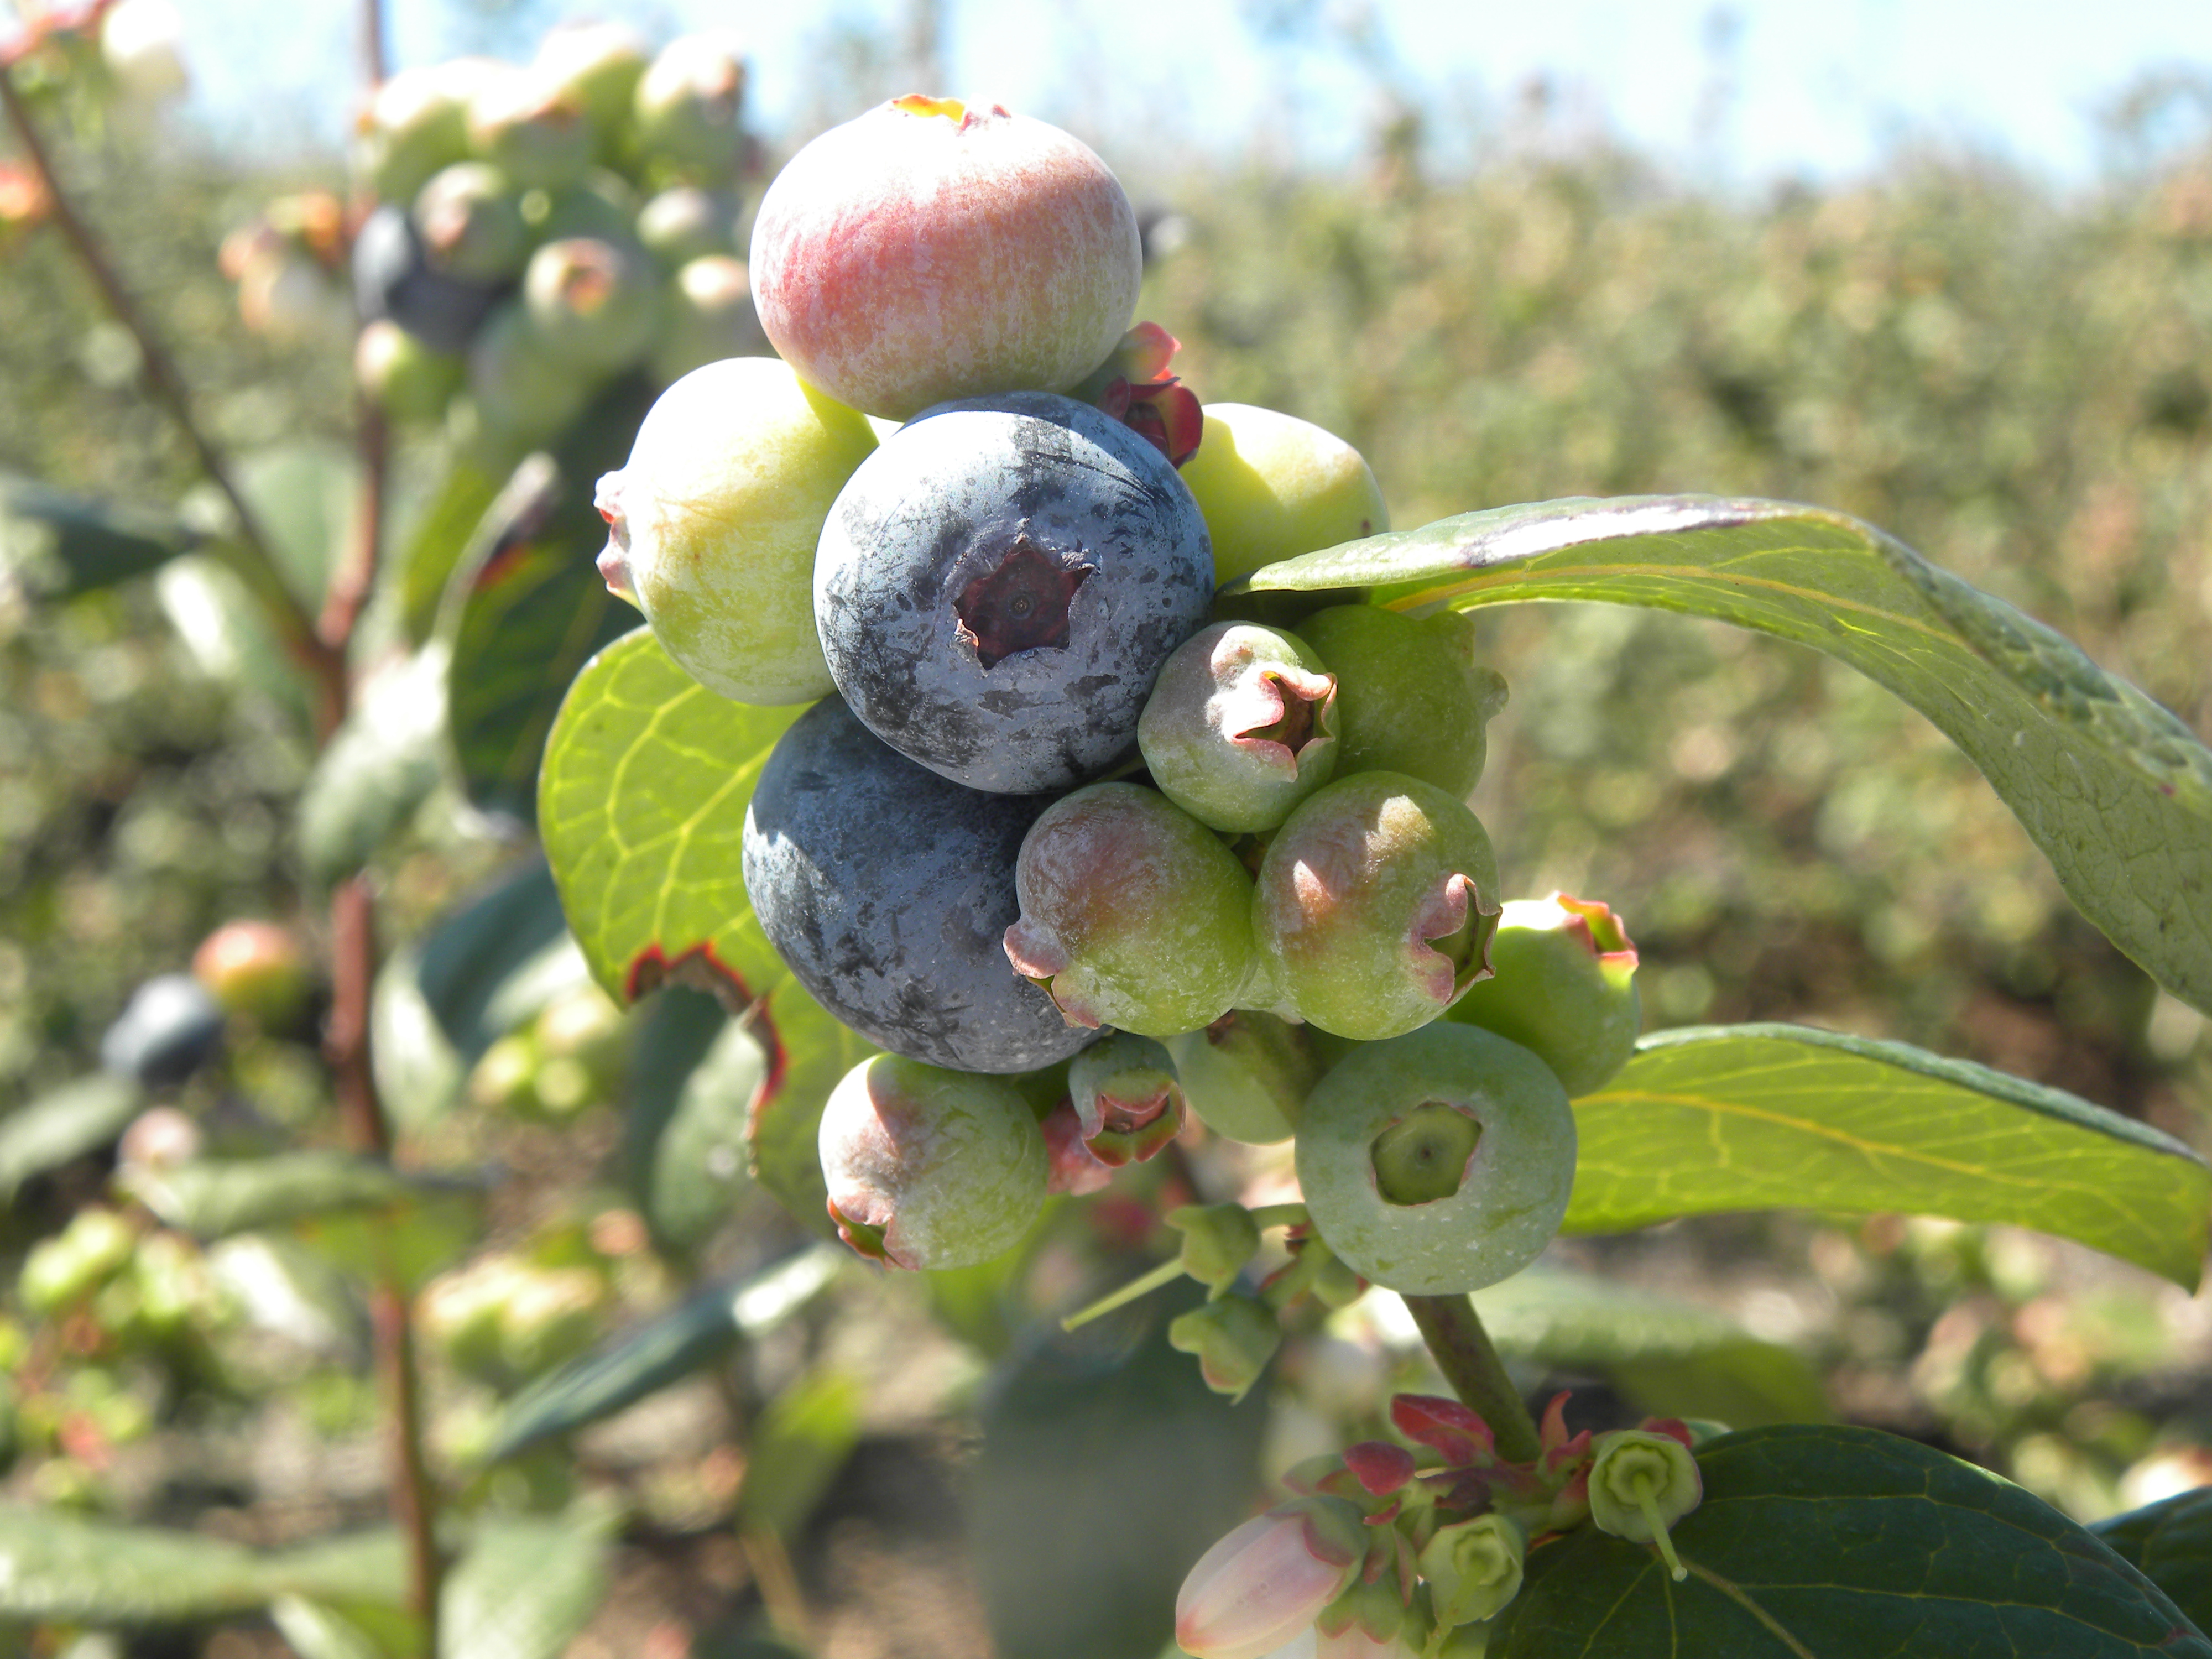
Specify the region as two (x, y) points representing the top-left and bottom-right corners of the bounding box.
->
(352, 204), (505, 354)
(101, 972), (225, 1088)
(812, 392), (1213, 795)
(742, 696), (1098, 1073)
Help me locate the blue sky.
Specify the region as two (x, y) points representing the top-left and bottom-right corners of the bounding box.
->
(185, 0), (2212, 185)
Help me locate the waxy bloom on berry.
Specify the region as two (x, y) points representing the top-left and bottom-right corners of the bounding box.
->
(1175, 1496), (1366, 1659)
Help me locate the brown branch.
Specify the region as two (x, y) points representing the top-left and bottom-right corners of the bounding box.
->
(1401, 1293), (1543, 1464)
(0, 60), (348, 734)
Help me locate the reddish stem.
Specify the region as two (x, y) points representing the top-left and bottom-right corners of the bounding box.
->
(0, 60), (348, 735)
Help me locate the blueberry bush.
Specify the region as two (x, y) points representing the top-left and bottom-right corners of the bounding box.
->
(4, 7), (2212, 1658)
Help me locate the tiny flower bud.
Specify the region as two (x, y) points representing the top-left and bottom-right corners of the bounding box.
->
(1416, 1513), (1526, 1630)
(1170, 1203), (1263, 1295)
(1587, 1427), (1702, 1581)
(1168, 1291), (1281, 1404)
(1176, 1496), (1368, 1659)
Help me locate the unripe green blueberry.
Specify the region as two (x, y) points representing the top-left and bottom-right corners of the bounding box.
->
(636, 186), (743, 267)
(1295, 605), (1507, 799)
(20, 1209), (138, 1317)
(1177, 403), (1390, 587)
(1003, 782), (1256, 1039)
(525, 169), (643, 249)
(632, 32), (748, 182)
(1252, 771), (1501, 1042)
(1164, 1010), (1324, 1145)
(594, 357), (876, 704)
(1066, 1030), (1183, 1166)
(817, 1053), (1048, 1270)
(467, 67), (596, 191)
(1447, 893), (1641, 1098)
(1295, 1022), (1575, 1294)
(356, 319), (463, 423)
(533, 20), (649, 156)
(411, 162), (531, 282)
(353, 61), (477, 202)
(522, 236), (661, 374)
(465, 301), (592, 447)
(1138, 622), (1339, 834)
(750, 97), (1142, 420)
(648, 255), (768, 385)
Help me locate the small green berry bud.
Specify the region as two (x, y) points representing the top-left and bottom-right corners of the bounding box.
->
(1587, 1427), (1702, 1581)
(1417, 1512), (1526, 1629)
(1168, 1291), (1280, 1404)
(1168, 1203), (1263, 1295)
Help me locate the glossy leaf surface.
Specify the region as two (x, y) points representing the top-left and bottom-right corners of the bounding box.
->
(2093, 1488), (2212, 1635)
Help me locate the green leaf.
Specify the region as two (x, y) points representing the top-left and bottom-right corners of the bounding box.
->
(0, 1507), (272, 1623)
(1566, 1024), (2211, 1287)
(737, 1368), (865, 1541)
(969, 1284), (1271, 1659)
(539, 628), (798, 1003)
(155, 553), (315, 723)
(1491, 1424), (2212, 1657)
(0, 472), (194, 598)
(623, 987), (765, 1254)
(437, 1505), (618, 1659)
(536, 627), (873, 1227)
(370, 858), (591, 1129)
(2092, 1488), (2212, 1634)
(1471, 1266), (1830, 1428)
(394, 451), (505, 646)
(269, 1597), (400, 1659)
(0, 1072), (144, 1202)
(121, 1151), (483, 1288)
(441, 438), (641, 828)
(482, 1246), (840, 1464)
(231, 442), (359, 609)
(297, 644), (450, 885)
(1235, 496), (2212, 1016)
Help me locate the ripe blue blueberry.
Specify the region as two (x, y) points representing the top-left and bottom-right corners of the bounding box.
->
(742, 696), (1098, 1073)
(813, 392), (1213, 795)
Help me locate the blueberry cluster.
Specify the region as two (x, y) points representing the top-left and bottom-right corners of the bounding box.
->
(341, 24), (766, 446)
(593, 96), (1644, 1293)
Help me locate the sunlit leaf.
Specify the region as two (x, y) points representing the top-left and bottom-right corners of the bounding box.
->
(0, 1072), (143, 1201)
(482, 1247), (841, 1463)
(1565, 1024), (2210, 1286)
(1234, 496), (2212, 1016)
(437, 1505), (619, 1659)
(297, 644), (450, 885)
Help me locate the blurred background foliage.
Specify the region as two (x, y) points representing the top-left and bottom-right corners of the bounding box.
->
(3, 11), (2212, 1656)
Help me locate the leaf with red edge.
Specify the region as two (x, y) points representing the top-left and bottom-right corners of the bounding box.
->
(1389, 1394), (1496, 1468)
(537, 628), (873, 1229)
(1343, 1442), (1418, 1497)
